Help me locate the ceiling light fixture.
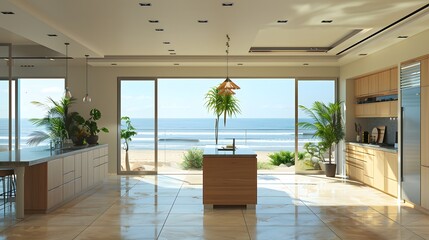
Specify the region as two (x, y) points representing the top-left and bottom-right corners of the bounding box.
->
(174, 63), (179, 66)
(222, 3), (234, 7)
(359, 53), (367, 56)
(111, 63), (117, 66)
(170, 53), (176, 55)
(1, 11), (14, 15)
(198, 20), (208, 23)
(303, 63), (309, 66)
(217, 34), (240, 95)
(139, 3), (151, 7)
(64, 43), (72, 99)
(163, 41), (171, 44)
(321, 20), (333, 23)
(47, 34), (57, 37)
(83, 55), (91, 103)
(148, 20), (159, 23)
(168, 49), (175, 52)
(155, 28), (164, 32)
(277, 20), (288, 23)
(398, 35), (408, 39)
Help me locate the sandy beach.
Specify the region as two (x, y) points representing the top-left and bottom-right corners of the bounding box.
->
(120, 149), (296, 173)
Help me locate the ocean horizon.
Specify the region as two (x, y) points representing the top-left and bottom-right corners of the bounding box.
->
(1, 118), (317, 151)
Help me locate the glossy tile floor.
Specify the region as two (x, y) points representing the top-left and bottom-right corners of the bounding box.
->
(1, 174), (429, 239)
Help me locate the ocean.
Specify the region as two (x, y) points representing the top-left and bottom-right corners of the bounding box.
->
(1, 118), (317, 151)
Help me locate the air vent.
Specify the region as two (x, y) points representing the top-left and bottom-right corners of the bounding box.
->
(139, 3), (151, 7)
(1, 11), (14, 15)
(155, 28), (164, 32)
(47, 34), (57, 37)
(163, 41), (171, 45)
(277, 20), (288, 23)
(20, 65), (35, 68)
(321, 20), (333, 23)
(249, 29), (362, 54)
(198, 20), (208, 23)
(222, 3), (233, 7)
(249, 47), (331, 53)
(148, 20), (159, 23)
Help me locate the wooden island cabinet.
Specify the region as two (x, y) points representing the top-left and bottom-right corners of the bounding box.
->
(203, 146), (257, 207)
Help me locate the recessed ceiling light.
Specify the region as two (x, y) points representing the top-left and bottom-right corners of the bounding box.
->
(222, 2), (234, 7)
(1, 11), (15, 15)
(163, 41), (171, 44)
(174, 63), (179, 66)
(277, 20), (288, 23)
(321, 20), (333, 23)
(4, 58), (9, 61)
(303, 63), (309, 66)
(155, 28), (164, 32)
(398, 35), (408, 39)
(198, 20), (208, 23)
(359, 53), (367, 56)
(148, 20), (159, 23)
(139, 3), (151, 7)
(47, 34), (57, 37)
(237, 63), (243, 66)
(111, 63), (117, 66)
(49, 58), (55, 61)
(170, 53), (176, 55)
(168, 49), (175, 52)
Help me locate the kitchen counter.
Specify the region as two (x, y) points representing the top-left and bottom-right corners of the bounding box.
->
(203, 145), (257, 157)
(347, 142), (398, 153)
(0, 144), (108, 219)
(0, 144), (107, 167)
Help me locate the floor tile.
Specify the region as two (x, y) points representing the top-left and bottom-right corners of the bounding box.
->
(74, 225), (161, 240)
(0, 226), (86, 240)
(328, 225), (424, 240)
(165, 212), (246, 226)
(248, 226), (340, 240)
(158, 226), (250, 240)
(244, 213), (325, 226)
(92, 213), (168, 226)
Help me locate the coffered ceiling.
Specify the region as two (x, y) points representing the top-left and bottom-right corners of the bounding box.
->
(0, 0), (428, 67)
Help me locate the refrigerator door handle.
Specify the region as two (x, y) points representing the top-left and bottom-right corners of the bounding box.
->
(400, 106), (404, 182)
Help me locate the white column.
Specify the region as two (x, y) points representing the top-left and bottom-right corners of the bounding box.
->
(14, 166), (25, 219)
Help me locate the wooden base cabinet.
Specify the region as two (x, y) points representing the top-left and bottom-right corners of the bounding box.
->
(422, 166), (429, 209)
(24, 145), (108, 213)
(346, 143), (398, 197)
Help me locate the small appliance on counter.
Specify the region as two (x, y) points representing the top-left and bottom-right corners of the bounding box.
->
(363, 131), (369, 143)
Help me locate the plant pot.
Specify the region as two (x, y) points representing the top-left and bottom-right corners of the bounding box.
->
(324, 163), (337, 177)
(86, 135), (99, 145)
(71, 136), (85, 146)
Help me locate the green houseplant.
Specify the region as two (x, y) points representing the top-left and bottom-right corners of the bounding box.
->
(298, 101), (345, 177)
(204, 86), (241, 144)
(121, 116), (137, 171)
(84, 108), (109, 145)
(27, 97), (80, 146)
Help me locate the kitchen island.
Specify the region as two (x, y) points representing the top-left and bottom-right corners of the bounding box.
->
(0, 144), (108, 218)
(203, 145), (257, 208)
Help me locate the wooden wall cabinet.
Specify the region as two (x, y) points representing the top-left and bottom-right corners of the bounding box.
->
(355, 76), (369, 97)
(378, 70), (391, 93)
(390, 67), (398, 92)
(422, 58), (428, 87)
(368, 74), (379, 95)
(355, 101), (398, 118)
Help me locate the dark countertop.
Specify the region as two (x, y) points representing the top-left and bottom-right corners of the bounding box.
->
(0, 144), (108, 167)
(203, 145), (257, 157)
(346, 142), (398, 153)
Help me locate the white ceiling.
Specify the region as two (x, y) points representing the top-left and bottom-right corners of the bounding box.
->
(0, 0), (428, 67)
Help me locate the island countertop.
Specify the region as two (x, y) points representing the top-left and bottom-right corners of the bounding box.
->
(0, 144), (108, 167)
(203, 145), (256, 157)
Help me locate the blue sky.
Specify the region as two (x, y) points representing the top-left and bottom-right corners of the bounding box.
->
(1, 78), (335, 120)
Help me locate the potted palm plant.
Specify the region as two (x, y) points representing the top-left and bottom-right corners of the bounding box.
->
(27, 97), (80, 147)
(84, 108), (109, 145)
(121, 116), (137, 171)
(204, 87), (241, 144)
(298, 101), (345, 177)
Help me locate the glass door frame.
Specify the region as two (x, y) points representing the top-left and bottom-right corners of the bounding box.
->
(117, 77), (158, 175)
(295, 78), (339, 173)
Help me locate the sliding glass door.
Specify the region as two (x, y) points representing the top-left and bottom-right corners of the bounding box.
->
(118, 79), (157, 174)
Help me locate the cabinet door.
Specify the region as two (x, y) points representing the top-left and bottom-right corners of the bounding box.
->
(422, 58), (429, 87)
(373, 151), (385, 191)
(81, 152), (88, 190)
(422, 166), (429, 209)
(355, 104), (364, 117)
(75, 153), (82, 178)
(364, 153), (374, 178)
(422, 86), (429, 167)
(48, 158), (63, 190)
(368, 74), (378, 95)
(390, 101), (398, 117)
(390, 67), (398, 92)
(356, 77), (369, 97)
(376, 102), (390, 117)
(385, 152), (398, 181)
(364, 103), (377, 117)
(378, 70), (391, 93)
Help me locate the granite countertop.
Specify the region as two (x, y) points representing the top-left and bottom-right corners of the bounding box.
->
(347, 142), (398, 153)
(0, 144), (107, 167)
(203, 145), (257, 157)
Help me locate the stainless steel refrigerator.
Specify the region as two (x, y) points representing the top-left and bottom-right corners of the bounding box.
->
(400, 62), (421, 205)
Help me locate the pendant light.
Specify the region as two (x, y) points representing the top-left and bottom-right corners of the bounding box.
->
(83, 55), (92, 102)
(64, 43), (72, 98)
(217, 34), (240, 95)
